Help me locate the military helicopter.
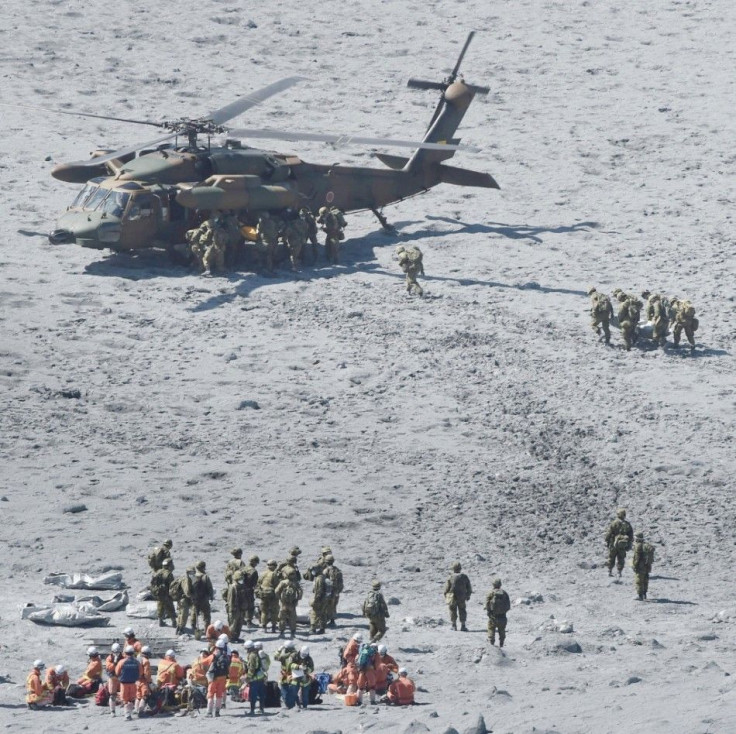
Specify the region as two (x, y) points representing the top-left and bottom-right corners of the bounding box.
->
(43, 32), (498, 254)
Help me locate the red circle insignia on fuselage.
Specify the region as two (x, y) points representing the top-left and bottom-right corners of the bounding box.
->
(326, 191), (335, 204)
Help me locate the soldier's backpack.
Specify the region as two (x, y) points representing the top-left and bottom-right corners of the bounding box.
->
(406, 246), (423, 264)
(147, 548), (160, 570)
(451, 573), (470, 602)
(643, 543), (655, 572)
(281, 583), (298, 605)
(363, 590), (382, 616)
(490, 589), (511, 616)
(614, 533), (631, 553)
(356, 643), (374, 670)
(191, 574), (208, 602)
(169, 576), (184, 602)
(324, 576), (334, 599)
(149, 573), (167, 600)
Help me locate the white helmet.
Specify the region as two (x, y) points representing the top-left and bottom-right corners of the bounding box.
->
(33, 659), (45, 669)
(165, 649), (175, 658)
(124, 645), (135, 655)
(378, 644), (387, 655)
(352, 632), (363, 642)
(200, 646), (210, 654)
(215, 639), (227, 649)
(253, 641), (263, 650)
(87, 646), (99, 656)
(399, 667), (408, 675)
(123, 627), (135, 636)
(141, 645), (152, 656)
(244, 640), (254, 649)
(218, 633), (229, 644)
(284, 640), (296, 649)
(300, 646), (310, 656)
(55, 664), (65, 674)
(111, 643), (121, 653)
(214, 620), (224, 631)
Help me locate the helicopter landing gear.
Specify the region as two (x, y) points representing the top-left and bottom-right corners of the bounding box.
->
(371, 208), (396, 233)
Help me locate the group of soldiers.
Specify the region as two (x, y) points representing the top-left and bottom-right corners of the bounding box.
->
(184, 206), (347, 274)
(148, 543), (345, 642)
(604, 508), (656, 600)
(588, 286), (699, 350)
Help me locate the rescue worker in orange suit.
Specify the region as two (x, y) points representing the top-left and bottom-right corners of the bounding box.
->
(187, 647), (211, 687)
(45, 664), (70, 705)
(357, 646), (379, 705)
(122, 627), (143, 654)
(204, 638), (230, 717)
(26, 660), (53, 709)
(77, 646), (103, 694)
(227, 649), (245, 700)
(206, 619), (231, 644)
(327, 660), (359, 695)
(157, 649), (184, 687)
(135, 645), (153, 716)
(116, 646), (143, 721)
(105, 643), (124, 716)
(376, 643), (399, 673)
(343, 632), (363, 665)
(386, 667), (415, 705)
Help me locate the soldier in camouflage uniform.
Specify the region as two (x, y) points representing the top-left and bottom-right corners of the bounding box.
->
(175, 566), (195, 635)
(242, 555), (259, 628)
(256, 213), (279, 273)
(257, 559), (280, 633)
(149, 558), (178, 628)
(275, 568), (302, 639)
(587, 287), (613, 344)
(631, 531), (655, 601)
(224, 548), (246, 594)
(148, 539), (173, 572)
(185, 221), (209, 271)
(190, 560), (215, 640)
(616, 292), (639, 351)
(282, 212), (309, 271)
(277, 546), (302, 580)
(444, 561), (472, 631)
(485, 578), (511, 647)
(299, 208), (319, 264)
(672, 299), (698, 349)
(317, 206), (346, 264)
(644, 293), (669, 346)
(202, 215), (229, 274)
(362, 580), (389, 642)
(323, 555), (344, 627)
(396, 245), (425, 296)
(308, 565), (328, 635)
(226, 570), (246, 641)
(303, 546), (331, 581)
(604, 508), (634, 577)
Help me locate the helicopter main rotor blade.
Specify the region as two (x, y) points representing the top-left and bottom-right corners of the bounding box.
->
(0, 102), (161, 128)
(449, 31), (475, 82)
(208, 76), (306, 125)
(67, 132), (179, 167)
(226, 127), (477, 152)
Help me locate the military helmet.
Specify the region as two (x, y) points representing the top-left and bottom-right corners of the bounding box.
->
(319, 206), (328, 215)
(196, 560), (206, 571)
(452, 561), (462, 572)
(635, 531), (644, 540)
(249, 555), (260, 564)
(267, 559), (277, 568)
(612, 288), (623, 295)
(231, 548), (242, 557)
(493, 578), (502, 588)
(617, 292), (627, 302)
(289, 546), (302, 556)
(372, 579), (381, 589)
(616, 508), (626, 519)
(325, 554), (335, 564)
(321, 546), (332, 555)
(163, 539), (173, 548)
(587, 286), (597, 295)
(641, 290), (651, 299)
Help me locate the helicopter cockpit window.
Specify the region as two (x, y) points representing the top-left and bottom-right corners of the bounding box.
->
(84, 186), (110, 212)
(125, 194), (154, 221)
(101, 191), (130, 218)
(71, 182), (98, 209)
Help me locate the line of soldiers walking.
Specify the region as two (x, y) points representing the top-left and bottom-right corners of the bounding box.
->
(588, 286), (699, 351)
(604, 508), (656, 600)
(185, 206), (347, 275)
(148, 543), (344, 642)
